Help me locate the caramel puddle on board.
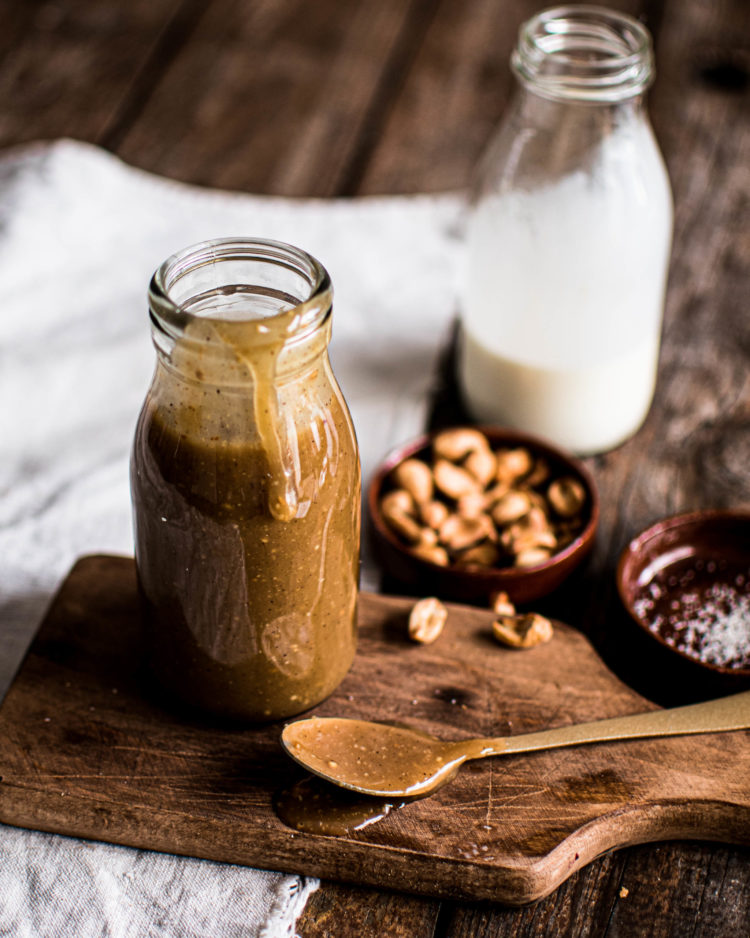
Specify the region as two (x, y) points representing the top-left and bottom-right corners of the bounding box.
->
(274, 776), (407, 836)
(274, 721), (459, 836)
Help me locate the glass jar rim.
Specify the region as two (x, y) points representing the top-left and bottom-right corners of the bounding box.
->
(148, 236), (332, 345)
(512, 4), (654, 103)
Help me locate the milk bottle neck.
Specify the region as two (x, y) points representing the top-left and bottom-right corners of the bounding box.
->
(511, 5), (654, 105)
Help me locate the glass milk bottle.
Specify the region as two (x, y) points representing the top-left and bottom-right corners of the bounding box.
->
(459, 5), (673, 454)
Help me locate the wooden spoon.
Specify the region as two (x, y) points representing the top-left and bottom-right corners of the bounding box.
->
(281, 690), (750, 797)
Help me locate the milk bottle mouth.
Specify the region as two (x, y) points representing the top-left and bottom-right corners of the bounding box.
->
(512, 5), (654, 102)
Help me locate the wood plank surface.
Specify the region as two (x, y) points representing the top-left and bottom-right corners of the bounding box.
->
(2, 555), (750, 907)
(1, 0), (749, 933)
(110, 0), (427, 195)
(0, 0), (188, 147)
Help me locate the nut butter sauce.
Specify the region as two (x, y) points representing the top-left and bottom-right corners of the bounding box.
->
(274, 720), (453, 836)
(131, 239), (360, 721)
(274, 777), (407, 837)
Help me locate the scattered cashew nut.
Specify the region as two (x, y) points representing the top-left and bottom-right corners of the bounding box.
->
(490, 590), (516, 617)
(408, 597), (448, 644)
(492, 612), (553, 648)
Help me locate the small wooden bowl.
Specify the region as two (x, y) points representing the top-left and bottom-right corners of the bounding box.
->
(617, 510), (750, 679)
(368, 427), (599, 604)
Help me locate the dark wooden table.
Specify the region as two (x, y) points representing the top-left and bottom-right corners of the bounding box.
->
(3, 0), (749, 935)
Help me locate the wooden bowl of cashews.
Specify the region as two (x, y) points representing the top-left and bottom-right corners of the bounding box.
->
(368, 426), (599, 604)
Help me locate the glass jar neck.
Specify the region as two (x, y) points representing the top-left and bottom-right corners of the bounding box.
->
(511, 5), (654, 104)
(510, 80), (644, 135)
(148, 237), (333, 387)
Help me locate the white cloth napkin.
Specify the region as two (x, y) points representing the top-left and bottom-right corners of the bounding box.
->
(0, 140), (465, 937)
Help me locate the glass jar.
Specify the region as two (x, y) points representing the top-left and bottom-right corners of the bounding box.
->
(131, 238), (360, 721)
(459, 5), (673, 454)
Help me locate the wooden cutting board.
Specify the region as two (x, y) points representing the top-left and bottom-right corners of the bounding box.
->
(1, 555), (749, 905)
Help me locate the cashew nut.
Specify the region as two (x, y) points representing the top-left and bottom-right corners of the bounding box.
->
(490, 590), (516, 617)
(433, 459), (481, 500)
(548, 476), (586, 518)
(492, 612), (553, 648)
(419, 499), (450, 530)
(495, 447), (533, 484)
(391, 458), (433, 505)
(457, 490), (487, 520)
(439, 512), (496, 551)
(433, 427), (489, 462)
(525, 458), (551, 488)
(382, 507), (425, 544)
(464, 446), (497, 487)
(514, 546), (553, 568)
(411, 543), (450, 566)
(455, 543), (500, 567)
(491, 490), (531, 526)
(381, 488), (415, 518)
(408, 597), (448, 644)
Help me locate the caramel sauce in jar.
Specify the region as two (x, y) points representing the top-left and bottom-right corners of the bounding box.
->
(131, 239), (360, 721)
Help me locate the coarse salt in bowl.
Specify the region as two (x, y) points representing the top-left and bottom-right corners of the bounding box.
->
(617, 510), (750, 678)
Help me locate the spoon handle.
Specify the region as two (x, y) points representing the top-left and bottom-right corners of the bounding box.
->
(478, 689), (750, 759)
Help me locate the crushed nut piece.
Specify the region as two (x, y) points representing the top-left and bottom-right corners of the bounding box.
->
(490, 590), (516, 617)
(408, 597), (448, 644)
(619, 887), (629, 899)
(492, 613), (553, 648)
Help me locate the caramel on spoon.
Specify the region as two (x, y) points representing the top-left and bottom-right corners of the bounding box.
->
(281, 690), (750, 798)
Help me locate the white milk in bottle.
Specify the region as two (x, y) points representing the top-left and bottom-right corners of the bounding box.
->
(458, 6), (673, 454)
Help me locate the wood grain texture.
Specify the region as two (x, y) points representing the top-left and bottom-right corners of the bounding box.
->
(1, 555), (750, 907)
(0, 0), (748, 932)
(299, 882), (439, 938)
(0, 0), (187, 148)
(421, 1), (750, 932)
(112, 0), (429, 195)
